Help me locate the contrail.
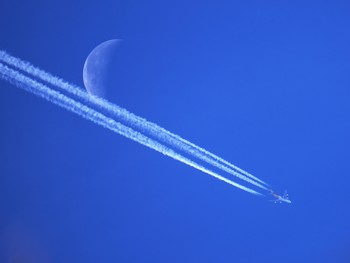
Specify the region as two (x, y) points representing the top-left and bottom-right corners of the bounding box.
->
(0, 62), (262, 196)
(0, 50), (270, 191)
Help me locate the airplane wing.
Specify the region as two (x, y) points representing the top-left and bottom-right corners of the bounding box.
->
(270, 199), (281, 203)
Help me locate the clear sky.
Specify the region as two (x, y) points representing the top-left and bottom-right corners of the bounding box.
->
(1, 1), (350, 262)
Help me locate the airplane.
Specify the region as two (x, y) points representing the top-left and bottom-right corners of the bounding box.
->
(270, 190), (292, 204)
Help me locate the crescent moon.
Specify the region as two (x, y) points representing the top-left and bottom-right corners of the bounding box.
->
(83, 39), (120, 98)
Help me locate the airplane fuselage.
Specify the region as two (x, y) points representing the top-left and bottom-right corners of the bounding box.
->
(278, 197), (291, 204)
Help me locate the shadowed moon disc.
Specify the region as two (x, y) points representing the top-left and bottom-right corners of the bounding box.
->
(83, 39), (120, 98)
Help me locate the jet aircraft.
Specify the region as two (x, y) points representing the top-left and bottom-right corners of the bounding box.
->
(270, 190), (291, 204)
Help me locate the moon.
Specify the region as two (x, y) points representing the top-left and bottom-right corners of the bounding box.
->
(83, 39), (120, 98)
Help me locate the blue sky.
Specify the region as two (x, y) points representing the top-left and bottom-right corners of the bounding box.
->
(1, 1), (350, 262)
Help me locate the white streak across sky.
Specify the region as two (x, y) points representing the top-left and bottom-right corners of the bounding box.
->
(0, 51), (270, 195)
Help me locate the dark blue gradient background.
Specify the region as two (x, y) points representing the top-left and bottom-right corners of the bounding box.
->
(1, 1), (350, 262)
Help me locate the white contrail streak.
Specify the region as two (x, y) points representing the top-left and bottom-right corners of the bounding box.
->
(0, 62), (263, 196)
(0, 50), (270, 190)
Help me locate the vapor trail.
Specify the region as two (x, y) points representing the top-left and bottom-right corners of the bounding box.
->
(0, 62), (262, 196)
(0, 50), (270, 190)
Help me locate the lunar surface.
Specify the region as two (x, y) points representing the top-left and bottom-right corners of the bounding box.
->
(83, 39), (120, 98)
